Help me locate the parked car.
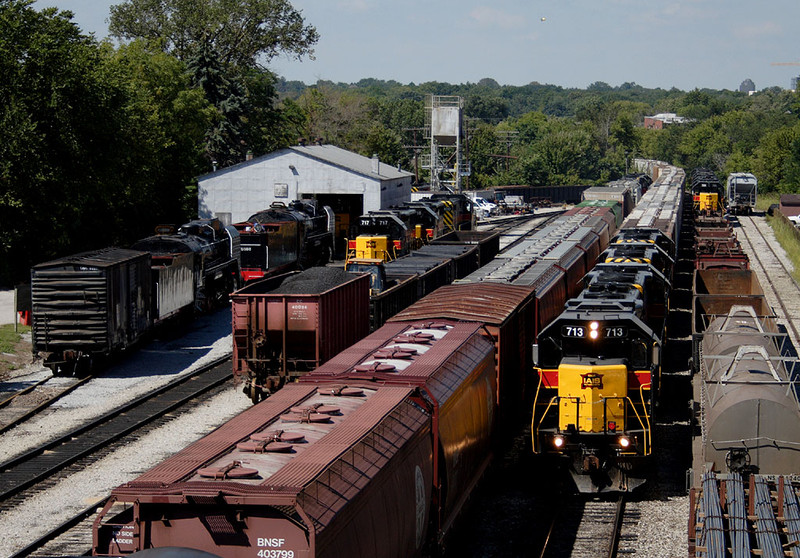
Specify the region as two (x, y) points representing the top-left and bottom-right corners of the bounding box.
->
(473, 197), (497, 217)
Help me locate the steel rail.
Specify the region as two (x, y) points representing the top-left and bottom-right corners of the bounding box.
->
(735, 215), (800, 345)
(7, 500), (102, 558)
(0, 375), (92, 436)
(0, 354), (232, 504)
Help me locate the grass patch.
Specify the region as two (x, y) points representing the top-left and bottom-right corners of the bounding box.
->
(757, 192), (779, 212)
(0, 324), (29, 354)
(765, 213), (800, 283)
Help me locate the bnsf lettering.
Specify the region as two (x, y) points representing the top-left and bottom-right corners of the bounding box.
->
(258, 538), (286, 547)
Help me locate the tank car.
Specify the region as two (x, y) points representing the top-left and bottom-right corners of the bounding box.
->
(233, 200), (335, 282)
(698, 305), (800, 474)
(531, 162), (685, 492)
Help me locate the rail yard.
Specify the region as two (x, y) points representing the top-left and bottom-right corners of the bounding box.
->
(3, 165), (800, 558)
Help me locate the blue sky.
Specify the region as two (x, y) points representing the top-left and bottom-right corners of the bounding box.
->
(33, 0), (800, 91)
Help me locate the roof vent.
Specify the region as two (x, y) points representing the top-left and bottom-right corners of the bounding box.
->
(372, 153), (380, 174)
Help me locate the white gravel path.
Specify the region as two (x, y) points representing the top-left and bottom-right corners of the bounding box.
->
(0, 308), (234, 463)
(0, 306), (250, 556)
(0, 387), (250, 556)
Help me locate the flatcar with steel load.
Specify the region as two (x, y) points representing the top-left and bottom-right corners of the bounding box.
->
(31, 218), (241, 376)
(531, 161), (685, 492)
(233, 200), (335, 282)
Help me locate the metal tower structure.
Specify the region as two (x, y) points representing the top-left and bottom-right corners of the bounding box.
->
(421, 95), (470, 192)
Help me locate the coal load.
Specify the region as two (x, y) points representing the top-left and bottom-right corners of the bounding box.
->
(269, 267), (357, 294)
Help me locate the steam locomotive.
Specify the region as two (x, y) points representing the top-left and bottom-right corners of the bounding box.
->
(233, 200), (335, 282)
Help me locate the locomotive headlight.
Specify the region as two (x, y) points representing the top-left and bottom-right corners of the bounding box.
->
(618, 435), (631, 448)
(553, 435), (565, 449)
(589, 322), (599, 339)
(590, 321), (599, 330)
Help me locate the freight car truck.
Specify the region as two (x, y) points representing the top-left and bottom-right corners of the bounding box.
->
(231, 267), (370, 403)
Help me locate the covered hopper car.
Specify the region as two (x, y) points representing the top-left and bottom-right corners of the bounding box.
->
(94, 317), (515, 557)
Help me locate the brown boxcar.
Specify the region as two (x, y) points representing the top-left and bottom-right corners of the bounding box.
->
(231, 269), (370, 401)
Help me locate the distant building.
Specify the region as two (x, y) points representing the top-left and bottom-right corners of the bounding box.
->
(198, 143), (414, 249)
(739, 78), (756, 94)
(643, 113), (691, 130)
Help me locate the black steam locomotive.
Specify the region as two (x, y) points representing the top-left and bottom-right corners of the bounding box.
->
(233, 200), (335, 282)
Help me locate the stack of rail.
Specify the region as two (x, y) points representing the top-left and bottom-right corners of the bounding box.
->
(689, 473), (800, 557)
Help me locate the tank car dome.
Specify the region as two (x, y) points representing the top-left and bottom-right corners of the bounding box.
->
(130, 548), (222, 558)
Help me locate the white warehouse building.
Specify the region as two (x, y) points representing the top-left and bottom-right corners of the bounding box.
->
(197, 144), (414, 243)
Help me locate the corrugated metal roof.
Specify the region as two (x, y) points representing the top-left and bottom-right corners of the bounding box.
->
(388, 283), (535, 326)
(198, 144), (413, 181)
(33, 247), (148, 269)
(289, 145), (413, 180)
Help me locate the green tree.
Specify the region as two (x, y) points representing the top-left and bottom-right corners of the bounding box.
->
(109, 0), (319, 69)
(0, 2), (212, 283)
(110, 0), (319, 167)
(753, 123), (800, 192)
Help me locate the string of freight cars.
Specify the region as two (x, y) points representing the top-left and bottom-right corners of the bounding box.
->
(90, 160), (684, 558)
(28, 194), (475, 378)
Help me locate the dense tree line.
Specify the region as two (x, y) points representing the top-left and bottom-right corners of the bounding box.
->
(3, 0), (800, 285)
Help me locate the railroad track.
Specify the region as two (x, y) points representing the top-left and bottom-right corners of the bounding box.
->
(734, 215), (800, 348)
(539, 495), (627, 558)
(0, 375), (91, 435)
(0, 355), (233, 506)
